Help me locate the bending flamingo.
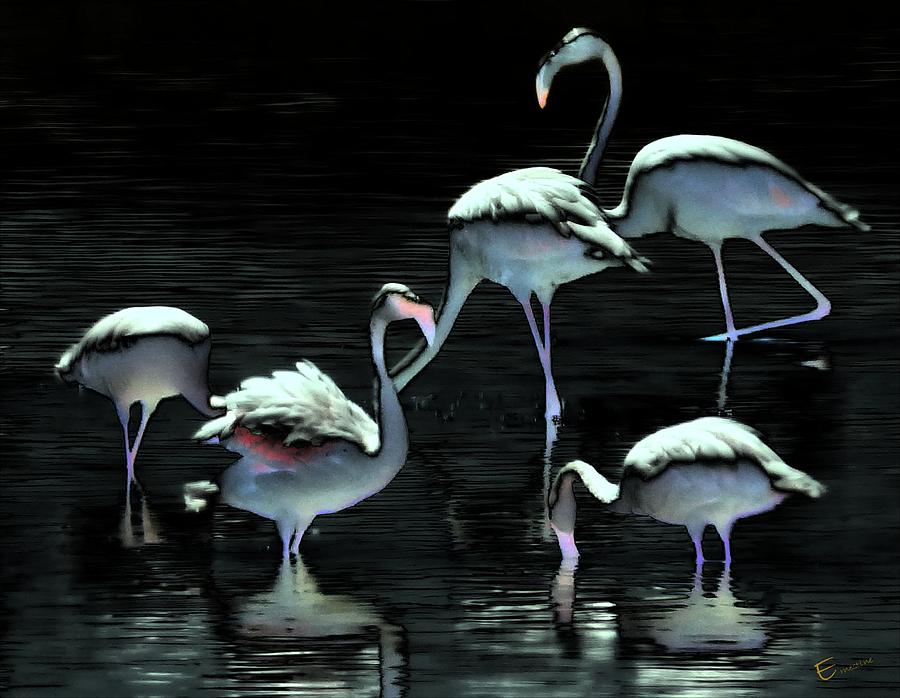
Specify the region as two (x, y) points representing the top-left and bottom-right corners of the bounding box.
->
(537, 28), (870, 342)
(56, 306), (219, 496)
(390, 168), (648, 423)
(190, 284), (436, 558)
(547, 417), (826, 564)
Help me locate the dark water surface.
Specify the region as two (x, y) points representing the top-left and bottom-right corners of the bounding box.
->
(2, 3), (899, 696)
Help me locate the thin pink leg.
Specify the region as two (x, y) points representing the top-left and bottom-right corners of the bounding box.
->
(716, 521), (734, 565)
(129, 402), (151, 471)
(290, 519), (312, 556)
(704, 236), (831, 341)
(688, 522), (705, 566)
(701, 244), (738, 342)
(118, 408), (135, 498)
(518, 298), (560, 420)
(541, 302), (561, 421)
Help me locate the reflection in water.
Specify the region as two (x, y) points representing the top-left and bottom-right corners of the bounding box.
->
(619, 566), (770, 653)
(551, 562), (769, 652)
(716, 339), (735, 414)
(118, 496), (162, 548)
(551, 558), (579, 626)
(540, 417), (559, 541)
(235, 560), (407, 697)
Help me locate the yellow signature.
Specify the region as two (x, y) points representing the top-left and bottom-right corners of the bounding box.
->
(815, 656), (874, 681)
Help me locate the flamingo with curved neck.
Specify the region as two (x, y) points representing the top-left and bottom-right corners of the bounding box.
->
(190, 284), (436, 558)
(547, 417), (826, 565)
(538, 28), (869, 343)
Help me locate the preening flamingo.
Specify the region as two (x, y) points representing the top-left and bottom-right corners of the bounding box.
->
(547, 417), (826, 564)
(56, 306), (218, 497)
(190, 284), (436, 558)
(537, 28), (870, 342)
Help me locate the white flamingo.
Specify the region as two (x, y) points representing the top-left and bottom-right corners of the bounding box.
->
(390, 161), (649, 423)
(537, 28), (870, 342)
(56, 306), (219, 496)
(547, 417), (826, 565)
(189, 284), (435, 558)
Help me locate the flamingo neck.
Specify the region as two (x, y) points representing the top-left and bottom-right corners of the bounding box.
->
(369, 318), (408, 486)
(548, 461), (620, 559)
(578, 46), (622, 188)
(390, 253), (479, 391)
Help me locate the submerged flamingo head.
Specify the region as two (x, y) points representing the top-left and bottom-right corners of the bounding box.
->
(372, 283), (436, 346)
(550, 521), (580, 560)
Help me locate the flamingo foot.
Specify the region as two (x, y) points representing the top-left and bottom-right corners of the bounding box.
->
(700, 330), (739, 343)
(545, 389), (562, 424)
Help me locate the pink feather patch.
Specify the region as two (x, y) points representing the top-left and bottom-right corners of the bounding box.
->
(770, 184), (793, 208)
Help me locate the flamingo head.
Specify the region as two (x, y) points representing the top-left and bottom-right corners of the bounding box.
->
(547, 465), (583, 561)
(372, 283), (436, 346)
(536, 27), (612, 109)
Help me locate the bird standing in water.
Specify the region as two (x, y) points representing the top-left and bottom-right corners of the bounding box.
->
(547, 417), (826, 565)
(537, 28), (869, 342)
(56, 306), (219, 498)
(390, 141), (649, 422)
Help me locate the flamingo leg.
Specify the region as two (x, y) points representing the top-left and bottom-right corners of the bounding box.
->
(541, 301), (561, 421)
(701, 244), (739, 342)
(289, 518), (313, 557)
(715, 521), (734, 565)
(517, 296), (560, 421)
(704, 236), (832, 341)
(128, 401), (152, 473)
(687, 522), (706, 566)
(117, 407), (134, 496)
(276, 518), (293, 559)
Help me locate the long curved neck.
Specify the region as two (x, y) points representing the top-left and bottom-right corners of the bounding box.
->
(577, 46), (622, 188)
(549, 471), (579, 535)
(548, 461), (619, 549)
(369, 317), (408, 487)
(390, 253), (479, 392)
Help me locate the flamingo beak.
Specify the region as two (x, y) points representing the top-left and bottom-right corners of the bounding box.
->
(536, 65), (550, 108)
(414, 306), (437, 347)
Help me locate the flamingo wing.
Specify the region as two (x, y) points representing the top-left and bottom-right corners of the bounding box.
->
(448, 167), (649, 271)
(194, 360), (379, 455)
(619, 135), (869, 232)
(56, 305), (210, 374)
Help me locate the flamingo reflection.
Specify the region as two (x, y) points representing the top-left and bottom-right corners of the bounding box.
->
(236, 559), (407, 697)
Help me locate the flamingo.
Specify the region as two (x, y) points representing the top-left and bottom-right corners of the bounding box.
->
(547, 417), (826, 565)
(189, 283), (436, 558)
(390, 152), (649, 423)
(537, 28), (870, 342)
(55, 306), (219, 497)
